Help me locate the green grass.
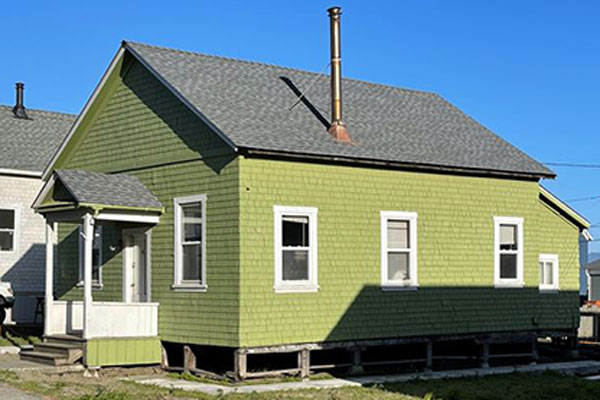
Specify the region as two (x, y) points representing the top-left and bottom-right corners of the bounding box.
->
(3, 369), (600, 399)
(0, 332), (41, 347)
(382, 371), (600, 400)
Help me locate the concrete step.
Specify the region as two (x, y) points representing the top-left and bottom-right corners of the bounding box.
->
(20, 350), (69, 366)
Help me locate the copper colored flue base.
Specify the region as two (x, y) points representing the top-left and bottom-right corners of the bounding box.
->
(329, 122), (351, 143)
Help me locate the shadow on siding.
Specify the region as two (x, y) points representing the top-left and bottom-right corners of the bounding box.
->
(324, 285), (580, 343)
(121, 54), (236, 174)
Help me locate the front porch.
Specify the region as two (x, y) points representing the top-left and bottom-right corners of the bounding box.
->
(26, 169), (164, 366)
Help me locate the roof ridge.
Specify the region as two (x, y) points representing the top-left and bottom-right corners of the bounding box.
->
(0, 104), (76, 119)
(124, 40), (436, 96)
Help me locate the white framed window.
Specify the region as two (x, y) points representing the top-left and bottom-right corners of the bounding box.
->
(78, 225), (103, 287)
(274, 206), (318, 293)
(493, 216), (524, 288)
(173, 194), (207, 291)
(0, 208), (18, 253)
(539, 253), (559, 292)
(380, 211), (418, 289)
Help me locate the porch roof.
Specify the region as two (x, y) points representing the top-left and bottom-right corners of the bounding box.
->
(34, 169), (164, 214)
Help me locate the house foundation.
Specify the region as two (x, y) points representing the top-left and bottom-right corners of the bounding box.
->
(160, 330), (576, 380)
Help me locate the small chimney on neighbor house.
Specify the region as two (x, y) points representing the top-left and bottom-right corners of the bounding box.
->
(12, 82), (28, 119)
(327, 6), (351, 143)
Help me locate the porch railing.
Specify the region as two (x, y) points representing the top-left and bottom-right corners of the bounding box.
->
(48, 301), (159, 338)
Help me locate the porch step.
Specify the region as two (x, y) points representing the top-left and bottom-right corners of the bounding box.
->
(34, 342), (84, 362)
(20, 335), (85, 366)
(43, 334), (86, 346)
(20, 350), (71, 366)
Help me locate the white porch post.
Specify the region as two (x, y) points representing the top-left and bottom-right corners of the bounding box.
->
(82, 213), (94, 339)
(43, 221), (56, 337)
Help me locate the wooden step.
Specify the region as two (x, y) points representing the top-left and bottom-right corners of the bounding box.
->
(21, 334), (86, 366)
(20, 350), (69, 366)
(34, 342), (84, 363)
(43, 334), (86, 346)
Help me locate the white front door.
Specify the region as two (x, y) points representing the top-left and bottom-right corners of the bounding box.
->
(123, 230), (148, 303)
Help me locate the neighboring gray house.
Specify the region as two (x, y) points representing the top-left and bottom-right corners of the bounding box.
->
(0, 83), (74, 322)
(586, 258), (600, 301)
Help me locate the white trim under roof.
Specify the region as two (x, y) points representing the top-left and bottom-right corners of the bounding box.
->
(0, 168), (42, 178)
(42, 46), (126, 180)
(32, 174), (56, 210)
(95, 211), (160, 224)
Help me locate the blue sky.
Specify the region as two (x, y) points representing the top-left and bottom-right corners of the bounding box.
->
(1, 1), (600, 250)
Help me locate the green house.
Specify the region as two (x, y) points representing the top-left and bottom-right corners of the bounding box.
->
(26, 40), (589, 375)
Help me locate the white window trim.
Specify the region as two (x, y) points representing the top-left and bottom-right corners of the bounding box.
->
(172, 194), (207, 292)
(274, 205), (318, 293)
(493, 216), (524, 288)
(380, 211), (418, 290)
(0, 206), (19, 255)
(77, 225), (103, 289)
(539, 253), (559, 292)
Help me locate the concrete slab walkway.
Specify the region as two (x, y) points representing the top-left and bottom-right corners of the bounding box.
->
(0, 385), (43, 400)
(0, 357), (84, 373)
(0, 346), (20, 355)
(134, 360), (600, 395)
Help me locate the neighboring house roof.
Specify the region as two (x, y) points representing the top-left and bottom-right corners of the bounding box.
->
(586, 259), (600, 273)
(48, 169), (163, 211)
(539, 186), (590, 231)
(0, 105), (75, 174)
(118, 41), (553, 179)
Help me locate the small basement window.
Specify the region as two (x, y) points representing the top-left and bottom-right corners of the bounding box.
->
(380, 211), (418, 289)
(494, 217), (523, 287)
(173, 195), (207, 291)
(274, 206), (318, 293)
(0, 208), (16, 252)
(539, 253), (559, 292)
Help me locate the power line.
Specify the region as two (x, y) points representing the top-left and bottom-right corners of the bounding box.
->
(567, 195), (600, 203)
(544, 162), (600, 169)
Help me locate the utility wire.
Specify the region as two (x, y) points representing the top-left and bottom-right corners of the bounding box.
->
(288, 62), (331, 111)
(567, 195), (600, 203)
(544, 162), (600, 169)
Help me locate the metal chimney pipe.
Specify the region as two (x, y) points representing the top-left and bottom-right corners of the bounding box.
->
(12, 82), (28, 119)
(327, 6), (350, 142)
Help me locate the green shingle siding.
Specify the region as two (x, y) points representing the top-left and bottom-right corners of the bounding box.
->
(238, 158), (580, 347)
(53, 54), (580, 353)
(56, 58), (240, 347)
(56, 224), (124, 302)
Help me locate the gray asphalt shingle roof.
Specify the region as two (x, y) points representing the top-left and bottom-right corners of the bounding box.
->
(0, 105), (75, 172)
(125, 41), (554, 178)
(55, 169), (163, 210)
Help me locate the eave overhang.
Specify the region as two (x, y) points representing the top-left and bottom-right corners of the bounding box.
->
(539, 186), (590, 231)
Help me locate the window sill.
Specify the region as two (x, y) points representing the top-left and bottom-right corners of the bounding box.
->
(494, 282), (524, 289)
(274, 285), (319, 294)
(380, 284), (419, 292)
(76, 282), (103, 290)
(171, 284), (207, 292)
